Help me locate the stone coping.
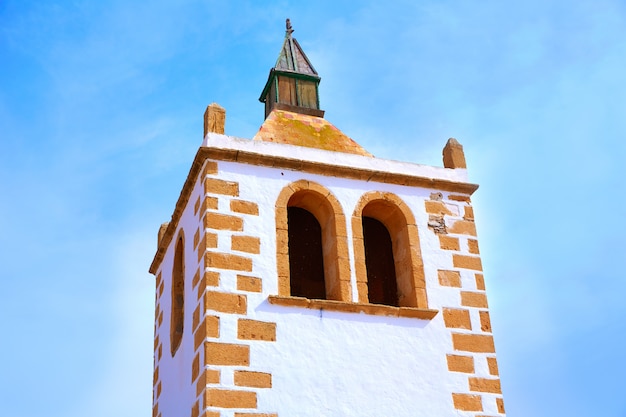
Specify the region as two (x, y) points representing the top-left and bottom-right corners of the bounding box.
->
(199, 145), (479, 194)
(204, 133), (476, 187)
(267, 295), (439, 320)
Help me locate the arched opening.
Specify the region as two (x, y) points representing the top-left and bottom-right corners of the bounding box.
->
(170, 234), (184, 356)
(288, 206), (326, 299)
(275, 181), (352, 302)
(362, 216), (398, 306)
(353, 192), (428, 308)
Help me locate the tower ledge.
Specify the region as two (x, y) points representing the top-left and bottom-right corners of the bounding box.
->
(205, 133), (473, 187)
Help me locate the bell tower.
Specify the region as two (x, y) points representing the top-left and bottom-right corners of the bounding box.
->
(149, 20), (507, 417)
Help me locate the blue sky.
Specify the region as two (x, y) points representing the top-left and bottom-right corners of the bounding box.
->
(1, 1), (625, 416)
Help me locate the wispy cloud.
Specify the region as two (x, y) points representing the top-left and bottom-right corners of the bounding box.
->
(2, 1), (626, 416)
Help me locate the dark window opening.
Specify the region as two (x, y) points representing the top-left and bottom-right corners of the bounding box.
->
(288, 206), (326, 299)
(170, 236), (184, 356)
(363, 216), (398, 306)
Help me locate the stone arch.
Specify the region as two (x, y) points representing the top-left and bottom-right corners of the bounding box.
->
(275, 180), (351, 301)
(170, 229), (185, 356)
(352, 192), (427, 308)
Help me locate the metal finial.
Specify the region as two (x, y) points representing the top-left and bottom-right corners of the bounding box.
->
(286, 18), (294, 35)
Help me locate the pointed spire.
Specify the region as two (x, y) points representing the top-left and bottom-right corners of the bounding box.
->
(274, 19), (318, 76)
(259, 19), (323, 119)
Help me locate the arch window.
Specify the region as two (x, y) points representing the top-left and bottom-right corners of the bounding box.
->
(362, 216), (399, 306)
(170, 233), (184, 356)
(275, 180), (351, 302)
(287, 206), (326, 299)
(353, 192), (428, 308)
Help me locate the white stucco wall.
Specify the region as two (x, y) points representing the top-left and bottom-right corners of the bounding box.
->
(200, 152), (479, 416)
(153, 173), (206, 417)
(152, 134), (499, 417)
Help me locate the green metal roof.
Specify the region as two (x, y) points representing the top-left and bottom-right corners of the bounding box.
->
(259, 19), (320, 103)
(274, 19), (318, 76)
